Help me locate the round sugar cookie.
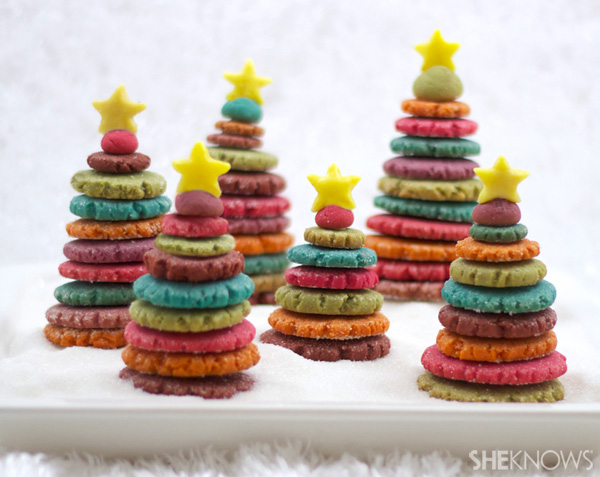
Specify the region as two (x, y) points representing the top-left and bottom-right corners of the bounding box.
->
(374, 196), (476, 223)
(367, 214), (470, 241)
(54, 281), (135, 306)
(373, 259), (450, 281)
(390, 136), (480, 158)
(219, 171), (284, 196)
(154, 234), (235, 257)
(87, 152), (150, 173)
(395, 117), (477, 138)
(249, 292), (277, 305)
(251, 273), (286, 293)
(208, 147), (278, 171)
(234, 233), (294, 255)
(58, 261), (147, 283)
(227, 216), (290, 235)
(304, 227), (364, 249)
(378, 177), (482, 202)
(383, 157), (477, 181)
(287, 244), (377, 268)
(207, 133), (262, 149)
(71, 170), (166, 199)
(456, 237), (540, 262)
(45, 304), (130, 329)
(275, 285), (383, 315)
(365, 235), (456, 261)
(66, 217), (163, 240)
(63, 238), (155, 263)
(472, 199), (521, 226)
(243, 253), (290, 275)
(285, 265), (378, 289)
(215, 120), (264, 137)
(401, 99), (470, 118)
(469, 224), (528, 244)
(144, 249), (244, 282)
(375, 280), (444, 301)
(44, 324), (125, 349)
(450, 258), (546, 288)
(70, 195), (171, 221)
(222, 195), (290, 218)
(161, 214), (229, 238)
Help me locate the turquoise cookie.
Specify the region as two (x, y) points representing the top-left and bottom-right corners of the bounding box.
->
(133, 273), (255, 309)
(469, 223), (528, 244)
(288, 244), (377, 268)
(244, 253), (290, 275)
(390, 137), (480, 158)
(70, 195), (171, 221)
(441, 279), (556, 314)
(71, 170), (167, 200)
(374, 195), (476, 223)
(222, 98), (263, 123)
(54, 281), (136, 306)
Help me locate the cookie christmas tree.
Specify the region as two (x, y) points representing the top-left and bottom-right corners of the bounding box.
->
(418, 156), (566, 402)
(261, 164), (391, 361)
(365, 30), (482, 301)
(120, 141), (260, 399)
(207, 59), (293, 305)
(44, 85), (170, 349)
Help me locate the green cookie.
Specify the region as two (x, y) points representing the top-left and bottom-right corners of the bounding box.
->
(54, 281), (136, 306)
(244, 253), (290, 275)
(450, 258), (547, 288)
(374, 195), (476, 223)
(154, 234), (235, 257)
(208, 147), (278, 171)
(378, 177), (482, 202)
(71, 170), (166, 200)
(304, 227), (365, 249)
(275, 285), (383, 315)
(469, 223), (528, 243)
(129, 299), (250, 332)
(287, 244), (377, 268)
(390, 136), (480, 158)
(69, 195), (171, 221)
(417, 373), (564, 403)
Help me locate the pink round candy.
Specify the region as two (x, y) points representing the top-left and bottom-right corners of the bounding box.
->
(101, 130), (138, 155)
(175, 190), (224, 216)
(315, 205), (354, 229)
(472, 198), (521, 226)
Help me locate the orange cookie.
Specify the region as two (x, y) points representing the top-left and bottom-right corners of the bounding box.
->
(456, 237), (540, 262)
(436, 328), (557, 362)
(234, 233), (294, 255)
(121, 343), (260, 377)
(44, 324), (126, 349)
(215, 120), (264, 137)
(268, 308), (389, 339)
(401, 99), (470, 118)
(365, 235), (456, 261)
(66, 217), (163, 240)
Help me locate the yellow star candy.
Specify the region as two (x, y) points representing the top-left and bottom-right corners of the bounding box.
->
(415, 29), (460, 72)
(307, 164), (361, 212)
(474, 156), (529, 204)
(172, 141), (231, 197)
(224, 59), (272, 105)
(92, 84), (146, 134)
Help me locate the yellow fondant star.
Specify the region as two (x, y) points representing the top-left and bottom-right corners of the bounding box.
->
(223, 59), (272, 105)
(92, 84), (146, 134)
(415, 29), (460, 71)
(474, 156), (529, 203)
(172, 141), (231, 196)
(307, 164), (361, 212)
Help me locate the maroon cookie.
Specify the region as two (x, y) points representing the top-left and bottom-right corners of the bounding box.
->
(367, 214), (470, 241)
(58, 261), (147, 282)
(101, 130), (138, 155)
(438, 305), (557, 339)
(222, 195), (291, 218)
(249, 292), (276, 305)
(315, 205), (354, 229)
(119, 368), (254, 399)
(285, 266), (379, 289)
(144, 249), (244, 282)
(472, 199), (521, 226)
(218, 172), (286, 196)
(375, 280), (444, 301)
(161, 214), (229, 238)
(46, 304), (131, 329)
(175, 190), (224, 217)
(260, 329), (391, 362)
(87, 152), (150, 173)
(395, 117), (478, 138)
(383, 157), (477, 180)
(63, 238), (155, 264)
(207, 133), (262, 149)
(227, 216), (290, 235)
(372, 260), (450, 281)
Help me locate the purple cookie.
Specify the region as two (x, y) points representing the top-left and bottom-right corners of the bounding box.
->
(45, 304), (131, 328)
(383, 157), (478, 180)
(227, 216), (290, 234)
(472, 199), (521, 226)
(175, 190), (224, 217)
(63, 238), (155, 264)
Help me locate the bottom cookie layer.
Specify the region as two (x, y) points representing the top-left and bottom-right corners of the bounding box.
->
(375, 280), (444, 301)
(44, 324), (126, 349)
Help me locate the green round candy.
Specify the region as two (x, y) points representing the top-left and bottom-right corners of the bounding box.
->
(374, 195), (476, 223)
(54, 282), (135, 306)
(390, 136), (480, 158)
(154, 234), (235, 257)
(378, 177), (482, 202)
(208, 147), (278, 171)
(413, 66), (463, 102)
(469, 223), (528, 243)
(244, 253), (290, 275)
(275, 285), (383, 315)
(71, 170), (167, 200)
(449, 258), (547, 288)
(69, 195), (171, 221)
(221, 98), (262, 123)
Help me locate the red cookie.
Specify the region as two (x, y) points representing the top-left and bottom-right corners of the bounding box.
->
(58, 261), (147, 283)
(372, 260), (450, 282)
(87, 152), (150, 173)
(383, 157), (477, 181)
(315, 205), (354, 229)
(101, 130), (138, 155)
(45, 304), (131, 329)
(175, 190), (224, 217)
(285, 266), (379, 289)
(218, 172), (286, 196)
(222, 195), (291, 218)
(161, 214), (229, 238)
(63, 238), (155, 264)
(375, 280), (444, 301)
(395, 117), (478, 138)
(472, 199), (521, 226)
(207, 133), (262, 149)
(367, 215), (471, 241)
(227, 216), (290, 235)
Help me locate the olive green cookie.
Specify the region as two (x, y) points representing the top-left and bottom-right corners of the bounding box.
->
(417, 372), (564, 403)
(304, 227), (365, 249)
(469, 223), (528, 243)
(275, 285), (383, 315)
(208, 147), (278, 171)
(154, 234), (235, 257)
(449, 258), (547, 288)
(378, 176), (482, 202)
(55, 281), (135, 306)
(71, 170), (166, 200)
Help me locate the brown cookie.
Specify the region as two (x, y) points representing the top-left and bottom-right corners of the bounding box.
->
(234, 233), (294, 255)
(87, 152), (151, 173)
(456, 237), (540, 262)
(218, 172), (286, 196)
(44, 324), (126, 349)
(249, 292), (276, 305)
(207, 133), (262, 149)
(375, 280), (444, 301)
(215, 120), (265, 137)
(45, 304), (131, 328)
(251, 273), (287, 293)
(66, 217), (163, 240)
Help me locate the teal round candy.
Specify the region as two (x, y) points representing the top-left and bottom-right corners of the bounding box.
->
(69, 195), (171, 221)
(441, 279), (556, 314)
(390, 136), (480, 158)
(221, 98), (262, 123)
(287, 244), (377, 268)
(244, 253), (290, 275)
(469, 223), (528, 243)
(54, 282), (136, 306)
(374, 195), (476, 223)
(133, 273), (255, 309)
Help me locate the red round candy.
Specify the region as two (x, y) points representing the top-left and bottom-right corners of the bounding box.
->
(101, 130), (139, 155)
(315, 205), (354, 229)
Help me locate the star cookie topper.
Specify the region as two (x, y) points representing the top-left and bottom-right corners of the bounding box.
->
(415, 29), (460, 72)
(224, 59), (272, 105)
(474, 156), (529, 203)
(307, 164), (361, 212)
(172, 141), (231, 197)
(92, 84), (146, 134)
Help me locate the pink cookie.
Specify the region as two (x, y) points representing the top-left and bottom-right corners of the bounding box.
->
(421, 345), (567, 385)
(472, 199), (521, 226)
(395, 117), (478, 138)
(372, 259), (450, 281)
(175, 190), (224, 217)
(101, 130), (138, 155)
(161, 214), (229, 238)
(367, 214), (470, 241)
(315, 205), (354, 229)
(221, 195), (291, 218)
(124, 320), (256, 353)
(58, 261), (147, 282)
(285, 266), (379, 289)
(227, 216), (290, 235)
(45, 304), (131, 329)
(383, 157), (478, 181)
(63, 238), (155, 264)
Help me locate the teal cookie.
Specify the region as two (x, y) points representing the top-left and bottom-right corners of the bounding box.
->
(288, 244), (377, 268)
(54, 282), (136, 306)
(133, 273), (255, 309)
(275, 285), (383, 315)
(221, 98), (263, 123)
(374, 195), (476, 223)
(390, 137), (480, 158)
(469, 224), (528, 243)
(208, 147), (278, 171)
(71, 170), (167, 200)
(441, 279), (556, 313)
(244, 253), (290, 275)
(154, 234), (235, 257)
(70, 195), (171, 221)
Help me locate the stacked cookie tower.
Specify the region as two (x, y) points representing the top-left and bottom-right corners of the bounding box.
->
(120, 141), (260, 399)
(44, 85), (169, 349)
(207, 60), (292, 305)
(418, 156), (566, 402)
(366, 30), (482, 301)
(261, 164), (391, 362)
